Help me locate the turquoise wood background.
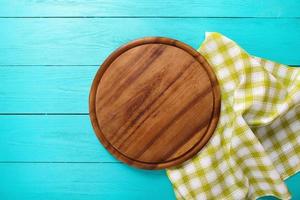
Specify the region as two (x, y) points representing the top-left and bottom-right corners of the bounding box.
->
(0, 1), (299, 199)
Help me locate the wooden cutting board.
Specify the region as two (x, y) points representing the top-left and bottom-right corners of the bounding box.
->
(89, 37), (221, 169)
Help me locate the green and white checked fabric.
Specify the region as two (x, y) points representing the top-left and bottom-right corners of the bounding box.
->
(167, 32), (300, 200)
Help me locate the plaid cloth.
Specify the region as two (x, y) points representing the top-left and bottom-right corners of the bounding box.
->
(167, 32), (300, 200)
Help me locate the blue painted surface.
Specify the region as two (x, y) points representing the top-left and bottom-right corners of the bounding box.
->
(0, 1), (299, 199)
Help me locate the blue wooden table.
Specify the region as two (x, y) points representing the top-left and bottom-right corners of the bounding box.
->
(0, 1), (299, 199)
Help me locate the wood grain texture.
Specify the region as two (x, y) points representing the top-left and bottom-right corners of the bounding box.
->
(0, 0), (299, 17)
(90, 37), (221, 169)
(1, 0), (300, 199)
(0, 19), (300, 113)
(1, 62), (300, 114)
(0, 163), (175, 200)
(0, 18), (300, 65)
(0, 66), (96, 113)
(0, 116), (299, 199)
(0, 115), (114, 162)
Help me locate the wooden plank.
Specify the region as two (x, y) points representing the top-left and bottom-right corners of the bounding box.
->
(0, 163), (175, 200)
(0, 0), (299, 17)
(2, 59), (300, 115)
(1, 115), (298, 199)
(0, 66), (96, 113)
(0, 163), (298, 200)
(0, 18), (299, 65)
(284, 173), (300, 200)
(0, 115), (116, 162)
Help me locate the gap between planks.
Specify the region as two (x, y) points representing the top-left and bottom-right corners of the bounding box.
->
(0, 16), (300, 19)
(0, 161), (121, 164)
(0, 65), (299, 67)
(0, 113), (89, 115)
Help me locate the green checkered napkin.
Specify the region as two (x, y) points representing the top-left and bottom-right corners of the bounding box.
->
(167, 32), (300, 200)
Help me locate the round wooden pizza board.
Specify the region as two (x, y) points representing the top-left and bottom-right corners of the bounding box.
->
(89, 37), (221, 169)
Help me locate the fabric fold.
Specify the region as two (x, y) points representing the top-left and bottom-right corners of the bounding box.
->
(167, 32), (300, 200)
